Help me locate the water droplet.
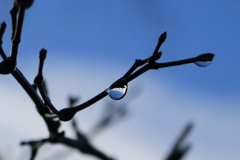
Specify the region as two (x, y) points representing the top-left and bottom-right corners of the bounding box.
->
(194, 61), (211, 67)
(108, 85), (128, 100)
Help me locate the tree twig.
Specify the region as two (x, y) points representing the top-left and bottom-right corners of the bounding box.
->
(0, 5), (26, 75)
(20, 51), (115, 160)
(56, 32), (214, 122)
(165, 122), (193, 160)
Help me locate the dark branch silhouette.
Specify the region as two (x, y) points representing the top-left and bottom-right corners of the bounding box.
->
(20, 52), (115, 160)
(164, 122), (193, 160)
(1, 19), (113, 159)
(0, 1), (215, 159)
(90, 101), (128, 138)
(38, 32), (214, 122)
(69, 96), (115, 160)
(0, 3), (26, 74)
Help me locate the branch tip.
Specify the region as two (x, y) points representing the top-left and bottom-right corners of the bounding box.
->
(39, 48), (47, 61)
(0, 22), (6, 30)
(148, 32), (167, 65)
(14, 0), (34, 9)
(159, 31), (167, 43)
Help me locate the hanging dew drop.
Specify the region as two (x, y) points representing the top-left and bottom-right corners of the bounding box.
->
(194, 61), (212, 67)
(108, 85), (128, 100)
(194, 53), (214, 67)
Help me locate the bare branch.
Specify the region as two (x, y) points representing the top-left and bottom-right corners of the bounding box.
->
(0, 23), (61, 138)
(0, 5), (26, 75)
(0, 1), (215, 160)
(56, 33), (214, 122)
(20, 57), (115, 159)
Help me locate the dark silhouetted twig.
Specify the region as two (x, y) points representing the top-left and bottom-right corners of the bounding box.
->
(0, 2), (215, 160)
(0, 4), (26, 75)
(44, 32), (214, 122)
(20, 50), (115, 160)
(164, 122), (194, 160)
(68, 96), (115, 160)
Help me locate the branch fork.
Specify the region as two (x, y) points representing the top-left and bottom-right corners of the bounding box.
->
(33, 31), (214, 122)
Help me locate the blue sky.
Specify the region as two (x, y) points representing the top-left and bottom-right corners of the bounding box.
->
(0, 0), (240, 160)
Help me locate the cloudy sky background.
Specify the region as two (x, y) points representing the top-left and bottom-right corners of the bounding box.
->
(0, 0), (240, 160)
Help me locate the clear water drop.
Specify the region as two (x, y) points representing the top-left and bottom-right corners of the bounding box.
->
(108, 85), (128, 100)
(194, 61), (212, 67)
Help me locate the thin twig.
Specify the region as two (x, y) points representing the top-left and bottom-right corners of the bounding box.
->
(0, 6), (26, 75)
(165, 122), (193, 160)
(34, 49), (60, 115)
(10, 4), (19, 40)
(20, 51), (115, 160)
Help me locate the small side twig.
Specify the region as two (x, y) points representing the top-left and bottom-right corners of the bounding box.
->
(10, 4), (19, 41)
(165, 122), (194, 160)
(0, 19), (61, 137)
(34, 49), (60, 116)
(89, 101), (127, 138)
(68, 96), (115, 160)
(21, 139), (48, 160)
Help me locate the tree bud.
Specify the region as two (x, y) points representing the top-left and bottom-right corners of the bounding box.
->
(14, 0), (34, 9)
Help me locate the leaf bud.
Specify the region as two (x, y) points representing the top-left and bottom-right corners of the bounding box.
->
(14, 0), (34, 9)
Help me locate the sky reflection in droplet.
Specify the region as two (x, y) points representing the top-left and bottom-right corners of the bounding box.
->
(108, 85), (128, 100)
